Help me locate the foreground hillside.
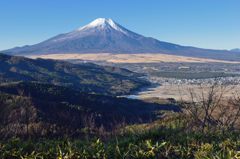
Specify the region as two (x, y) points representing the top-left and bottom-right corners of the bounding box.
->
(0, 82), (180, 138)
(0, 53), (149, 95)
(0, 81), (239, 158)
(1, 113), (240, 159)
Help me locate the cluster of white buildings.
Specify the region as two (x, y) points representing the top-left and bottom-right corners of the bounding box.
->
(147, 76), (240, 86)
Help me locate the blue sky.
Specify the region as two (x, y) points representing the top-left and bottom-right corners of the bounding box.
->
(0, 0), (239, 50)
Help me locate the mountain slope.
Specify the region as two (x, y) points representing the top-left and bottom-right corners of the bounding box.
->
(0, 82), (180, 138)
(3, 18), (178, 54)
(2, 18), (240, 61)
(231, 48), (240, 52)
(0, 53), (149, 95)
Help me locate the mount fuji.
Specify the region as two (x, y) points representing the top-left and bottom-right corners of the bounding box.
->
(2, 18), (240, 61)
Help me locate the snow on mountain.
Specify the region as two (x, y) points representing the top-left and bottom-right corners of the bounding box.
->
(78, 18), (128, 34)
(1, 18), (240, 61)
(51, 18), (130, 43)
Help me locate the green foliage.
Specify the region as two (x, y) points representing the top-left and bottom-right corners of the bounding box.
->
(1, 128), (240, 159)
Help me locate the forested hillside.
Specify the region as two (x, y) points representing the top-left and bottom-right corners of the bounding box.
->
(0, 82), (180, 138)
(0, 53), (149, 96)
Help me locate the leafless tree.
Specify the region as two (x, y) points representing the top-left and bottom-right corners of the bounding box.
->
(179, 81), (240, 133)
(17, 89), (34, 138)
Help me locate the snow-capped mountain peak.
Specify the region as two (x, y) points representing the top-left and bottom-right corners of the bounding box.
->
(78, 18), (128, 34)
(3, 18), (240, 62)
(80, 18), (114, 28)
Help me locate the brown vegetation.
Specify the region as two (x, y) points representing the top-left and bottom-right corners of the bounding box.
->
(179, 82), (240, 133)
(28, 53), (240, 64)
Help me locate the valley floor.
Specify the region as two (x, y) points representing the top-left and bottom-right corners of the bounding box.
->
(27, 53), (240, 102)
(132, 83), (240, 101)
(27, 53), (240, 64)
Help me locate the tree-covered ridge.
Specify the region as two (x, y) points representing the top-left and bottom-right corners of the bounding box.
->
(0, 53), (149, 96)
(0, 82), (180, 138)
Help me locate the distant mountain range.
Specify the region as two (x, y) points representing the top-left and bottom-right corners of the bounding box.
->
(231, 48), (240, 52)
(1, 18), (240, 61)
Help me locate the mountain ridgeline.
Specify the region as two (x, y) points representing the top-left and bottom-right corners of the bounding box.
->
(0, 53), (149, 96)
(2, 18), (240, 61)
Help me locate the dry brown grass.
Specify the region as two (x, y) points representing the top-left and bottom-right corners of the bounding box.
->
(28, 53), (240, 64)
(138, 84), (240, 101)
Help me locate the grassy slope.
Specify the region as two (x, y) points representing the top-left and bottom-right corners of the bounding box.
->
(0, 117), (239, 159)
